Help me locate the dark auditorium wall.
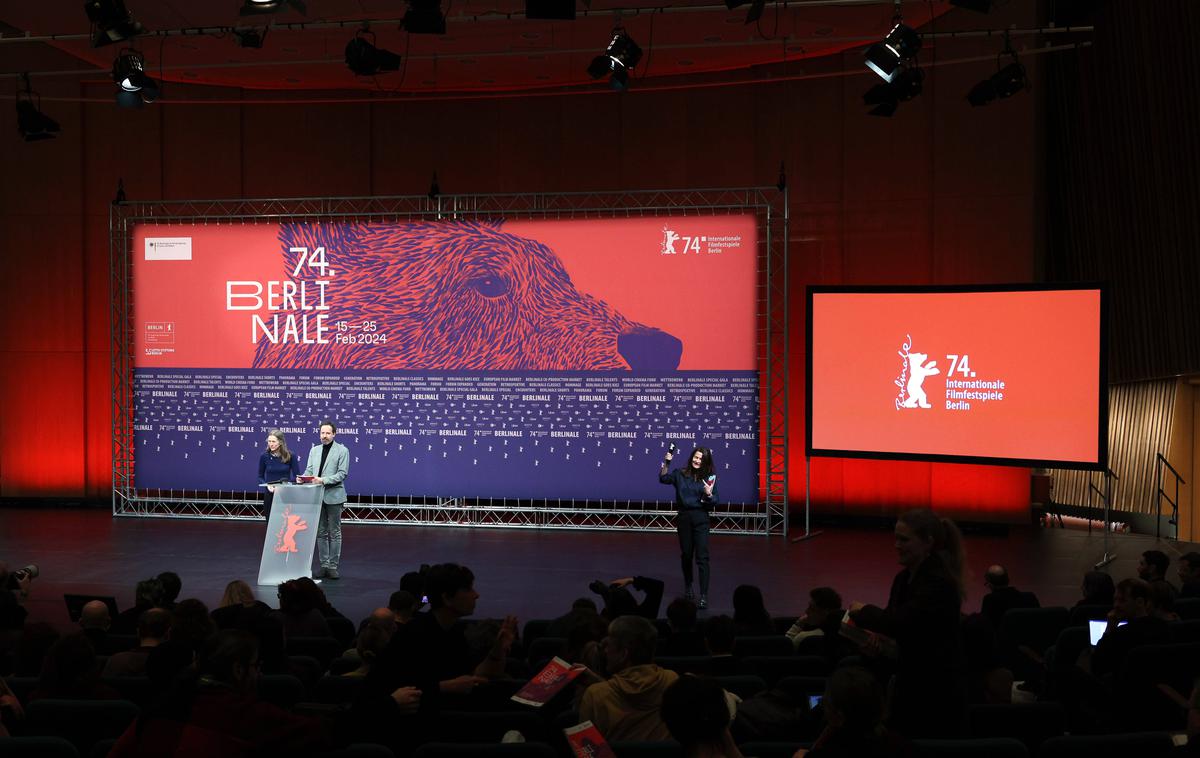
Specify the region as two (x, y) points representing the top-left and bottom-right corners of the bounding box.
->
(0, 5), (1044, 520)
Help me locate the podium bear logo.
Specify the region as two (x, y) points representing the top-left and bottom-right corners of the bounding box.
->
(275, 511), (308, 554)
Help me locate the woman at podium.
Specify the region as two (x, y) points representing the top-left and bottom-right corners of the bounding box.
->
(258, 429), (301, 513)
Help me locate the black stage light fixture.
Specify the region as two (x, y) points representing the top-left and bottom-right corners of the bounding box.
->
(725, 0), (767, 25)
(111, 49), (160, 108)
(15, 76), (60, 142)
(233, 27), (268, 49)
(864, 22), (922, 82)
(587, 28), (643, 91)
(950, 0), (993, 12)
(525, 0), (576, 21)
(240, 0), (307, 16)
(863, 65), (924, 117)
(967, 37), (1028, 107)
(404, 0), (447, 35)
(84, 0), (146, 47)
(345, 32), (402, 76)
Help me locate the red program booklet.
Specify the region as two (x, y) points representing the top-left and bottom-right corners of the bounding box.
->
(511, 656), (585, 707)
(563, 721), (617, 758)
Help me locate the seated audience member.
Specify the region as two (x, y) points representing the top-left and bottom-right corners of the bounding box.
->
(169, 599), (218, 659)
(78, 599), (113, 652)
(980, 565), (1040, 629)
(662, 674), (745, 758)
(1179, 553), (1200, 599)
(546, 597), (600, 639)
(1138, 549), (1172, 587)
(804, 666), (913, 758)
(277, 579), (332, 639)
(579, 615), (679, 742)
(30, 633), (119, 701)
(732, 584), (774, 636)
(787, 587), (851, 660)
(592, 576), (665, 621)
(211, 580), (271, 630)
(1090, 577), (1170, 678)
(110, 630), (332, 758)
(399, 570), (427, 611)
(360, 563), (513, 716)
(343, 617), (397, 678)
(157, 571), (183, 611)
(112, 578), (164, 635)
(662, 597), (708, 656)
(567, 611), (610, 669)
(1077, 570), (1116, 608)
(388, 590), (418, 625)
(104, 608), (172, 677)
(1148, 580), (1180, 622)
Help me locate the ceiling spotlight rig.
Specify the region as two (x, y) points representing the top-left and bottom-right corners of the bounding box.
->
(15, 74), (60, 142)
(587, 27), (643, 91)
(967, 33), (1029, 107)
(345, 30), (402, 76)
(725, 0), (767, 26)
(111, 48), (161, 109)
(232, 27), (269, 49)
(863, 66), (924, 117)
(864, 19), (922, 83)
(84, 0), (146, 48)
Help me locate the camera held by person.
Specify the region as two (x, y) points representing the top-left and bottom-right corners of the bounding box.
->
(2, 564), (38, 592)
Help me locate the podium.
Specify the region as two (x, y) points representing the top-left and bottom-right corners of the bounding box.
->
(257, 483), (325, 586)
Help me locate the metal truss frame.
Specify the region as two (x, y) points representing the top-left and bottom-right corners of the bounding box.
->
(110, 188), (788, 535)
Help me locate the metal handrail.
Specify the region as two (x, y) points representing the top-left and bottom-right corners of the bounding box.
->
(1156, 453), (1188, 541)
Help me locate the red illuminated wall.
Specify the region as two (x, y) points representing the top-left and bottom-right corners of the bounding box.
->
(0, 8), (1040, 521)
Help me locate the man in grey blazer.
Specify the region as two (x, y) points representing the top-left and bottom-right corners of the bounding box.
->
(303, 420), (350, 579)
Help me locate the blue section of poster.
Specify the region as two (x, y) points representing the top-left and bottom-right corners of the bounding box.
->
(133, 369), (759, 503)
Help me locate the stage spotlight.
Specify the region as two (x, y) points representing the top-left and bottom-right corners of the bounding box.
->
(233, 27), (268, 49)
(950, 0), (993, 12)
(240, 0), (306, 16)
(404, 0), (447, 35)
(525, 0), (576, 21)
(864, 22), (922, 82)
(84, 0), (146, 47)
(15, 78), (60, 142)
(967, 38), (1028, 107)
(725, 0), (767, 25)
(111, 49), (160, 108)
(587, 29), (643, 91)
(863, 65), (924, 117)
(345, 32), (402, 76)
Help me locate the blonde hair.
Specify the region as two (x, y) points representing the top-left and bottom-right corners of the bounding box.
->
(265, 429), (292, 464)
(219, 579), (256, 608)
(898, 508), (967, 600)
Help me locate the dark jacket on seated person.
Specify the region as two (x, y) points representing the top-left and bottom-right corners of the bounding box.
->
(981, 586), (1041, 630)
(1090, 615), (1171, 678)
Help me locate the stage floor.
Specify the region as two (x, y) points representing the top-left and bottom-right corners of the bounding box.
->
(0, 507), (1187, 630)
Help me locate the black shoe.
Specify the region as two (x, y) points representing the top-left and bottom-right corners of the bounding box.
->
(313, 567), (327, 579)
(698, 596), (708, 609)
(326, 568), (340, 580)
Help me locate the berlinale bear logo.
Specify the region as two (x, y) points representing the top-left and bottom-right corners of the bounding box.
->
(274, 508), (308, 554)
(252, 221), (683, 372)
(894, 335), (940, 410)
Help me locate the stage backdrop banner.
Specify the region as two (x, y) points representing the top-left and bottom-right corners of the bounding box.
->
(807, 286), (1106, 469)
(132, 217), (759, 501)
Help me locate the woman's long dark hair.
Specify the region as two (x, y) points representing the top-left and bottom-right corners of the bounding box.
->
(682, 447), (715, 481)
(265, 429), (292, 464)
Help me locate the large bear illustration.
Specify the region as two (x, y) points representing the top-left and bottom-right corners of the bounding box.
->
(252, 221), (682, 371)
